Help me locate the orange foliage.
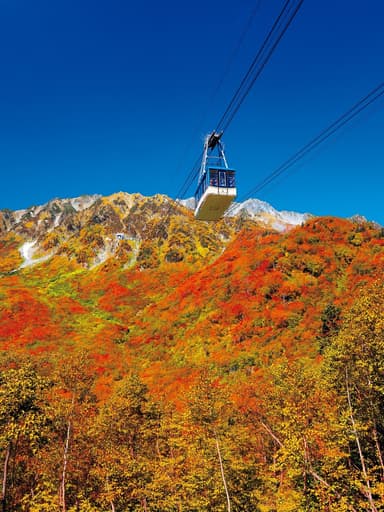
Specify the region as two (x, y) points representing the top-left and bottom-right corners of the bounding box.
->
(1, 216), (384, 405)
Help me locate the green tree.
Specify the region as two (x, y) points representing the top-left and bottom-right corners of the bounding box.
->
(319, 303), (341, 353)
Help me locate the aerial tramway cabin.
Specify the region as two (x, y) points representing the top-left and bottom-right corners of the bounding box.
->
(194, 131), (237, 221)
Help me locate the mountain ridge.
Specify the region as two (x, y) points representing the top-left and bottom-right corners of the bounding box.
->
(179, 196), (312, 230)
(0, 192), (312, 272)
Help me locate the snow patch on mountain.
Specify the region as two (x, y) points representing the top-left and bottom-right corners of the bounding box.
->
(70, 194), (101, 211)
(19, 241), (52, 268)
(13, 205), (44, 223)
(179, 197), (312, 229)
(278, 210), (311, 225)
(228, 198), (278, 217)
(229, 199), (312, 230)
(177, 197), (196, 210)
(20, 241), (36, 262)
(13, 209), (28, 224)
(90, 247), (110, 269)
(53, 212), (63, 228)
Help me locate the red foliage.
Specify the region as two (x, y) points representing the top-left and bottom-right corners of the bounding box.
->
(2, 217), (384, 405)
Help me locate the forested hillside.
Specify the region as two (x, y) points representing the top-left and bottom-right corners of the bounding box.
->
(1, 194), (384, 511)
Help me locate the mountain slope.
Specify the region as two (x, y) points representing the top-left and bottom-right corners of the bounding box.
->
(1, 193), (383, 390)
(0, 193), (306, 272)
(1, 192), (384, 509)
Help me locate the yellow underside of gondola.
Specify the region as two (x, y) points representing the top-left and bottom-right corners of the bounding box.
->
(195, 186), (237, 221)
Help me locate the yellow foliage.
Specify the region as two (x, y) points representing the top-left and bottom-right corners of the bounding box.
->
(21, 483), (59, 511)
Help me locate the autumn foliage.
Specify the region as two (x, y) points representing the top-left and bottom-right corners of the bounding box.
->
(1, 208), (384, 510)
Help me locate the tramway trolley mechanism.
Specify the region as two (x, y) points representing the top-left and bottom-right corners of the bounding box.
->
(194, 131), (237, 221)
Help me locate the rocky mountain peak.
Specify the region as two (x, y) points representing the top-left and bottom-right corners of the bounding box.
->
(0, 192), (312, 273)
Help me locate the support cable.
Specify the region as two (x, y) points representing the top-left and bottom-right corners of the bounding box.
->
(177, 0), (305, 203)
(226, 81), (384, 216)
(219, 0), (305, 133)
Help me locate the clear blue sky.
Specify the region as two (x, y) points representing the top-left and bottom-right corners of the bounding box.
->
(1, 0), (383, 223)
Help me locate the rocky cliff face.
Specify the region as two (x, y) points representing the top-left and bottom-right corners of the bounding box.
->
(0, 192), (310, 272)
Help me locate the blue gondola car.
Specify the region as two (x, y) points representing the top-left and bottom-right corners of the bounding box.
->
(194, 131), (237, 221)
